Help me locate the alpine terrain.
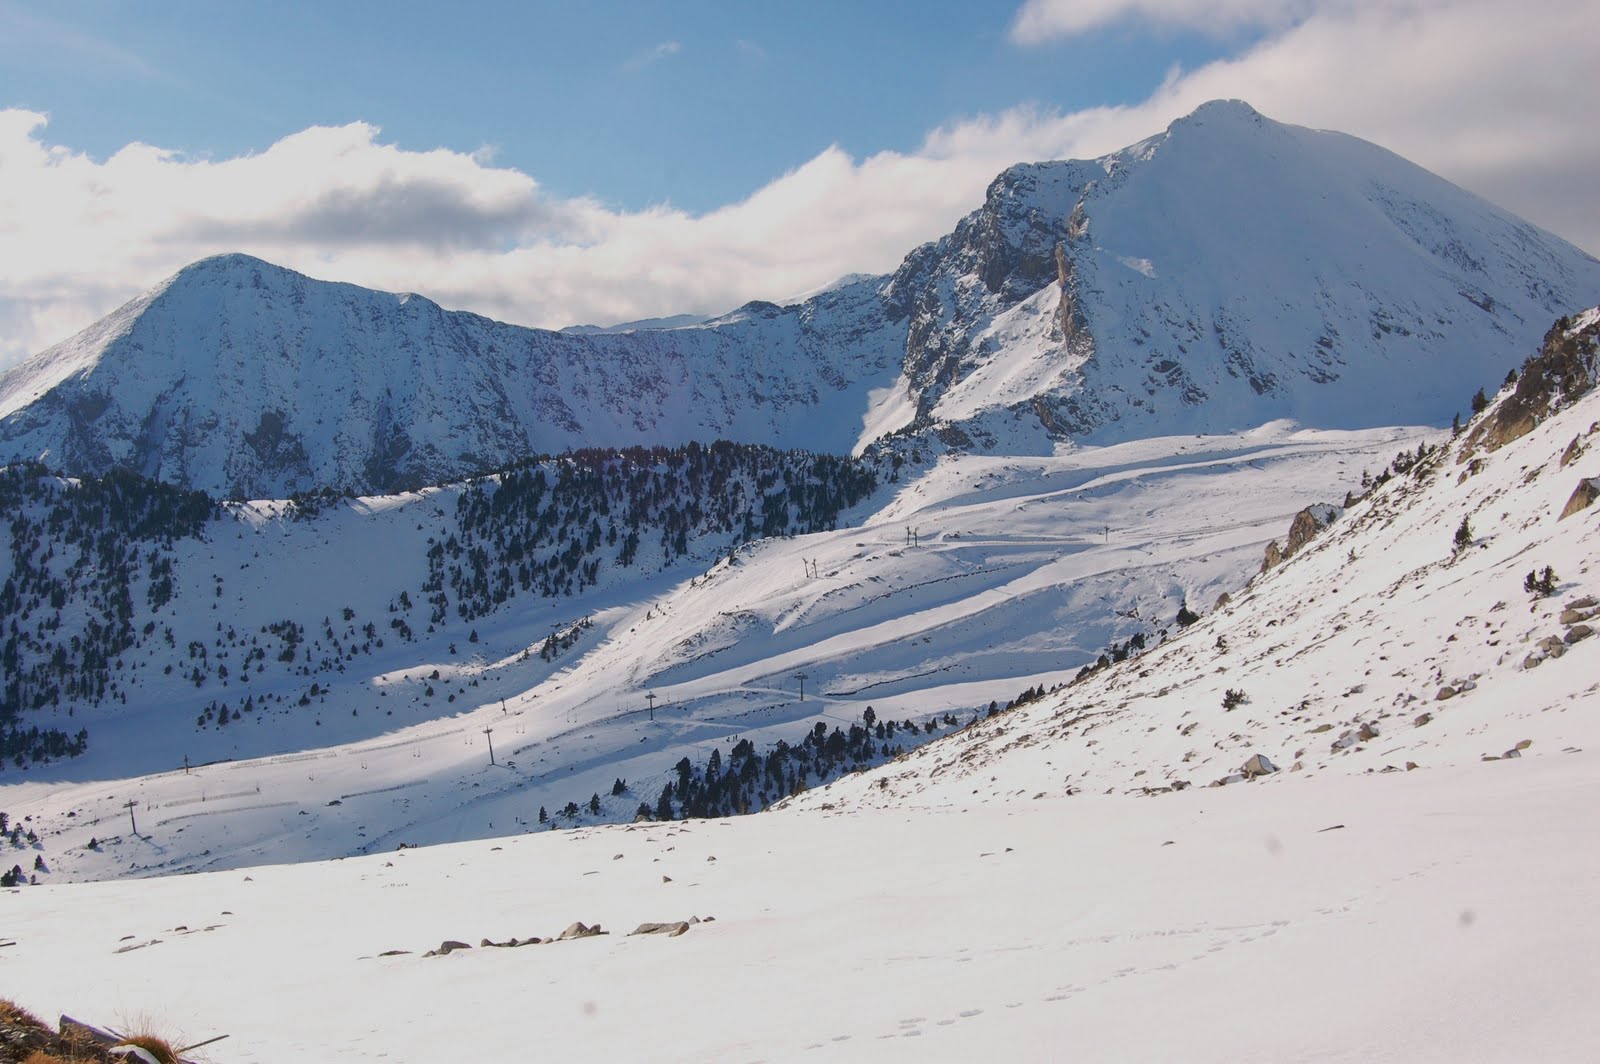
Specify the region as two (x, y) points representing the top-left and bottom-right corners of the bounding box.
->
(1, 101), (1596, 498)
(1, 100), (1597, 1061)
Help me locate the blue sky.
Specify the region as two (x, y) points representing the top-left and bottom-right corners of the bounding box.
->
(0, 0), (1594, 368)
(0, 1), (1244, 212)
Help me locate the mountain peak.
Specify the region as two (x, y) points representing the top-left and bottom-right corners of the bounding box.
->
(1178, 98), (1265, 124)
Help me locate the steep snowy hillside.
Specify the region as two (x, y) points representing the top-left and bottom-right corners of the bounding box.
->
(3, 101), (1596, 497)
(801, 308), (1600, 810)
(0, 256), (903, 497)
(875, 100), (1600, 449)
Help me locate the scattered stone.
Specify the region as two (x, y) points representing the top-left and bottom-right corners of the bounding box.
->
(1559, 435), (1585, 468)
(1414, 712), (1433, 727)
(1436, 686), (1457, 701)
(613, 853), (624, 860)
(1567, 595), (1599, 611)
(1358, 721), (1380, 741)
(1565, 624), (1593, 644)
(558, 921), (605, 941)
(1405, 761), (1419, 771)
(661, 875), (672, 883)
(424, 940), (473, 957)
(377, 949), (411, 957)
(1502, 748), (1522, 759)
(629, 921), (691, 937)
(1309, 723), (1333, 734)
(1559, 607), (1596, 625)
(1516, 739), (1533, 751)
(1317, 824), (1345, 832)
(706, 855), (717, 862)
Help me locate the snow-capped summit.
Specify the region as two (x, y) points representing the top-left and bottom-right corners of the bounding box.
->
(0, 253), (905, 497)
(2, 102), (1597, 497)
(873, 98), (1600, 449)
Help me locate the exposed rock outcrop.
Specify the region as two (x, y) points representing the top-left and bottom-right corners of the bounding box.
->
(1262, 503), (1341, 573)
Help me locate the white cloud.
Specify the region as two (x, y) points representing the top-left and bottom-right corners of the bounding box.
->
(0, 0), (1595, 372)
(1011, 0), (1312, 41)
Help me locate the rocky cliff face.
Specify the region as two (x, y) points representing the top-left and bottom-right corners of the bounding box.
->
(4, 101), (1598, 498)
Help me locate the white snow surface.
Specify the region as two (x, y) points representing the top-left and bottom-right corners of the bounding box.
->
(6, 318), (1600, 1061)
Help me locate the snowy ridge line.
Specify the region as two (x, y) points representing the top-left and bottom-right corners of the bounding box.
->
(786, 562), (1020, 631)
(158, 787), (263, 810)
(264, 750), (338, 765)
(358, 725), (468, 753)
(156, 800), (298, 827)
(339, 780), (424, 800)
(825, 664), (960, 698)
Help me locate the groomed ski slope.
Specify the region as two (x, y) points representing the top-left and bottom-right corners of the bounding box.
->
(3, 421), (1429, 879)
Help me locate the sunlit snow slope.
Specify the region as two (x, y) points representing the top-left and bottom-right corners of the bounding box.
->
(3, 422), (1427, 880)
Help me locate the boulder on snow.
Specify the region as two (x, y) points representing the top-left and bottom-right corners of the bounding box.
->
(1436, 686), (1457, 701)
(629, 921), (691, 937)
(558, 921), (605, 941)
(1260, 503), (1342, 574)
(1565, 624), (1593, 644)
(1559, 607), (1597, 625)
(1241, 754), (1279, 778)
(425, 940), (473, 957)
(1559, 477), (1600, 520)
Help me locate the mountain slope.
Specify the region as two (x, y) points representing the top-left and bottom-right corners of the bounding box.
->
(7, 311), (1600, 1061)
(0, 256), (903, 497)
(801, 308), (1600, 811)
(876, 100), (1600, 448)
(2, 102), (1597, 497)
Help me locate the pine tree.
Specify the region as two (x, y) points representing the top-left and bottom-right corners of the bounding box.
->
(1453, 516), (1473, 551)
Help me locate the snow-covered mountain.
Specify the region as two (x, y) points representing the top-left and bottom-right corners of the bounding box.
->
(3, 101), (1596, 498)
(0, 256), (903, 498)
(800, 307), (1600, 810)
(6, 312), (1600, 1062)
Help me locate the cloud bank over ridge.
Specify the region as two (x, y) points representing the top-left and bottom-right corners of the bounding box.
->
(1, 0), (1595, 370)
